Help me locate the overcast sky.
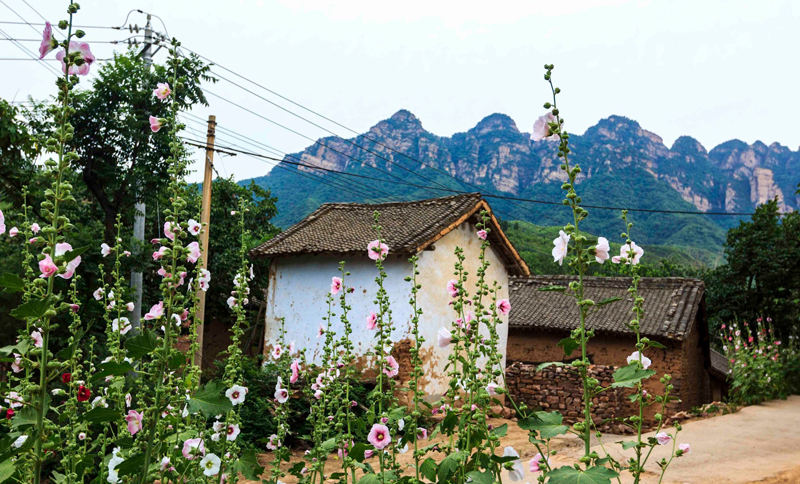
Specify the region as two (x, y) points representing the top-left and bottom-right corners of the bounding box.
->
(2, 0), (798, 184)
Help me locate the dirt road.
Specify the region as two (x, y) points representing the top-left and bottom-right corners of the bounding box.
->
(246, 396), (800, 483)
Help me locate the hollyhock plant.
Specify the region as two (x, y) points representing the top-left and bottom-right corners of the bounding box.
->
(200, 453), (221, 476)
(612, 241), (644, 265)
(367, 424), (391, 450)
(367, 239), (389, 260)
(275, 380), (289, 404)
(0, 210), (4, 234)
(503, 447), (525, 481)
(226, 424), (240, 441)
(112, 317), (132, 335)
(55, 41), (95, 75)
(272, 344), (283, 359)
(77, 385), (90, 402)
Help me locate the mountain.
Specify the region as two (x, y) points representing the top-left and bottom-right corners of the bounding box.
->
(246, 111), (799, 257)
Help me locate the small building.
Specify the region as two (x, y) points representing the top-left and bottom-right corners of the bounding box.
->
(708, 348), (730, 402)
(249, 193), (529, 399)
(506, 275), (715, 419)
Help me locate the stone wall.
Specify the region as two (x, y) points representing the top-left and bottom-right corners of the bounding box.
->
(505, 361), (635, 433)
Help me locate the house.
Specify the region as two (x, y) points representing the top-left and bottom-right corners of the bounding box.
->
(708, 348), (730, 402)
(505, 275), (715, 421)
(249, 193), (529, 399)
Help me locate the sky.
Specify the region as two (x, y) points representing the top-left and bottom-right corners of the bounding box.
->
(1, 0), (798, 184)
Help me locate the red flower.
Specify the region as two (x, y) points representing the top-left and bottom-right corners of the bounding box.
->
(6, 409), (14, 420)
(62, 373), (72, 384)
(77, 385), (90, 402)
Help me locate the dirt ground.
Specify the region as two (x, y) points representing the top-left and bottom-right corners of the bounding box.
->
(244, 396), (800, 483)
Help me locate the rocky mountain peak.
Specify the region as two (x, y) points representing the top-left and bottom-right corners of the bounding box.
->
(373, 109), (425, 134)
(671, 136), (707, 155)
(471, 113), (520, 135)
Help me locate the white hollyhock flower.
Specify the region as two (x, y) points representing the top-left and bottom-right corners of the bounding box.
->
(552, 230), (570, 266)
(627, 351), (652, 369)
(225, 385), (247, 405)
(503, 446), (525, 481)
(437, 327), (453, 348)
(200, 453), (221, 476)
(595, 237), (610, 264)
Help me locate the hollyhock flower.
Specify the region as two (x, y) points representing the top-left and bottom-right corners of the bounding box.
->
(368, 424), (391, 449)
(552, 230), (570, 266)
(77, 385), (90, 402)
(57, 249), (83, 280)
(275, 378), (289, 403)
(149, 116), (164, 133)
(108, 447), (124, 484)
(655, 432), (672, 445)
(529, 452), (550, 472)
(503, 447), (525, 481)
(5, 391), (22, 409)
(366, 311), (378, 330)
(438, 327), (453, 348)
(125, 393), (132, 407)
(100, 243), (112, 257)
(112, 317), (132, 335)
(486, 382), (500, 396)
(153, 82), (171, 100)
(13, 435), (28, 448)
(477, 229), (488, 241)
(679, 443), (691, 455)
(626, 351), (652, 370)
(126, 302), (135, 312)
(272, 344), (283, 359)
(9, 227), (18, 237)
(182, 438), (206, 460)
(330, 276), (342, 295)
(226, 385), (247, 405)
(39, 22), (59, 59)
(164, 221), (177, 241)
(226, 296), (237, 308)
(531, 112), (559, 142)
(160, 456), (172, 471)
(78, 432), (86, 440)
(62, 373), (72, 383)
(367, 239), (389, 260)
(186, 241), (201, 263)
(417, 428), (428, 440)
(314, 389), (323, 399)
(290, 359), (301, 384)
(11, 354), (22, 373)
(249, 264), (255, 280)
(0, 210), (4, 235)
(384, 355), (399, 378)
(496, 299), (511, 316)
(56, 41), (95, 75)
(125, 410), (143, 436)
(144, 301), (164, 320)
(31, 223), (40, 233)
(5, 409), (14, 419)
(38, 254), (58, 278)
(595, 237), (610, 264)
(612, 241), (644, 265)
(446, 279), (459, 298)
(317, 323), (326, 338)
(288, 340), (296, 353)
(187, 219), (201, 236)
(266, 434), (280, 450)
(226, 424), (240, 441)
(31, 330), (43, 348)
(153, 246), (167, 260)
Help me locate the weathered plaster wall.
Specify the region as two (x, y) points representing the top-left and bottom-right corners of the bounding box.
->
(263, 221), (510, 400)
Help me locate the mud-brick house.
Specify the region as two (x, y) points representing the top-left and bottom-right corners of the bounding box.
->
(249, 193), (529, 399)
(506, 275), (716, 422)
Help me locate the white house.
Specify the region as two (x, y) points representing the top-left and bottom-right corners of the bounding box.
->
(249, 193), (529, 399)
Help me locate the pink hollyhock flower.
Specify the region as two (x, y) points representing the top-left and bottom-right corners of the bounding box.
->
(31, 223), (40, 234)
(678, 443), (691, 455)
(417, 428), (428, 440)
(226, 296), (237, 308)
(126, 302), (135, 311)
(477, 229), (488, 240)
(226, 424), (240, 441)
(149, 116), (163, 133)
(11, 354), (22, 373)
(160, 456), (173, 471)
(55, 41), (95, 75)
(367, 239), (389, 261)
(290, 359), (301, 384)
(187, 219), (201, 236)
(612, 241), (644, 265)
(486, 382), (500, 396)
(38, 254), (58, 278)
(317, 323), (326, 338)
(384, 355), (400, 378)
(366, 311), (378, 330)
(69, 303), (79, 312)
(595, 237), (610, 264)
(272, 344), (283, 359)
(266, 434), (280, 450)
(225, 384), (247, 405)
(437, 327), (453, 348)
(186, 241), (201, 263)
(55, 242), (81, 279)
(529, 452), (550, 472)
(31, 330), (43, 348)
(9, 227), (18, 237)
(123, 250), (131, 257)
(5, 391), (23, 409)
(153, 246), (167, 260)
(144, 301), (164, 320)
(367, 424), (391, 450)
(446, 279), (459, 298)
(125, 410), (143, 436)
(274, 378), (289, 403)
(655, 432), (671, 445)
(39, 22), (59, 59)
(182, 438), (205, 459)
(93, 287), (104, 300)
(164, 221), (176, 241)
(531, 112), (559, 141)
(288, 340), (296, 353)
(100, 243), (111, 257)
(496, 299), (511, 316)
(330, 276), (342, 295)
(0, 210), (4, 235)
(157, 267), (167, 277)
(153, 82), (171, 100)
(552, 230), (570, 266)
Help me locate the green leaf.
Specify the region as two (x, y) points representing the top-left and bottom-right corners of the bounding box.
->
(56, 329), (85, 360)
(116, 452), (145, 477)
(419, 458), (437, 482)
(437, 452), (462, 483)
(80, 408), (121, 424)
(187, 381), (233, 417)
(518, 411), (569, 439)
(619, 440), (640, 449)
(235, 449), (264, 480)
(0, 458), (16, 484)
(490, 423), (508, 438)
(10, 295), (54, 320)
(349, 442), (369, 463)
(595, 296), (622, 307)
(648, 340), (667, 349)
(466, 470), (494, 484)
(546, 465), (619, 484)
(611, 363), (656, 388)
(92, 361), (135, 381)
(10, 406), (38, 429)
(124, 330), (158, 359)
(62, 245), (90, 264)
(0, 273), (25, 293)
(356, 475), (380, 484)
(538, 285), (567, 292)
(536, 361), (566, 371)
(168, 352), (186, 370)
(557, 337), (579, 357)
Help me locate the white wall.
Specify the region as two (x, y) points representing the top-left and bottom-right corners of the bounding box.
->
(264, 221), (510, 399)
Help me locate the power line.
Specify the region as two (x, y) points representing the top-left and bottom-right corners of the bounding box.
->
(0, 27), (60, 76)
(0, 37), (141, 44)
(0, 20), (120, 30)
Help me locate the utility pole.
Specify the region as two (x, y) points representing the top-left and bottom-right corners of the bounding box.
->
(194, 115), (217, 368)
(129, 14), (154, 331)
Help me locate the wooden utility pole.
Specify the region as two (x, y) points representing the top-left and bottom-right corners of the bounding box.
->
(194, 115), (216, 368)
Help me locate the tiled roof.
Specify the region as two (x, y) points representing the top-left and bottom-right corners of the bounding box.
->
(509, 275), (705, 341)
(709, 349), (729, 379)
(249, 193), (529, 276)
